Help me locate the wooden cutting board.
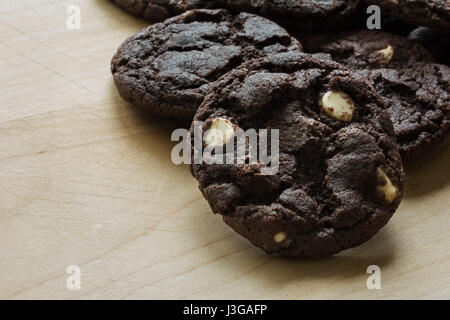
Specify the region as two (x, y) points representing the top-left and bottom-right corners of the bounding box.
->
(0, 0), (449, 300)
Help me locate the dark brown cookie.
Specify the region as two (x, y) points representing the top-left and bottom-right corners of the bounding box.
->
(112, 0), (364, 30)
(111, 0), (225, 22)
(365, 0), (450, 31)
(191, 52), (404, 258)
(311, 30), (450, 160)
(303, 29), (434, 68)
(360, 64), (450, 160)
(227, 0), (364, 31)
(111, 9), (302, 119)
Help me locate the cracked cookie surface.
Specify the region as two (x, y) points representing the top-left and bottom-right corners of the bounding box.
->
(112, 0), (363, 30)
(359, 64), (450, 160)
(311, 30), (450, 160)
(311, 30), (434, 69)
(111, 9), (302, 119)
(111, 0), (225, 22)
(191, 52), (404, 258)
(227, 0), (363, 30)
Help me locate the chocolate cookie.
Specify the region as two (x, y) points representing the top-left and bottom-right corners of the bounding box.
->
(111, 9), (303, 119)
(293, 16), (416, 49)
(365, 0), (450, 31)
(191, 52), (404, 258)
(360, 64), (450, 160)
(111, 0), (225, 22)
(306, 30), (434, 68)
(227, 0), (363, 31)
(311, 30), (450, 160)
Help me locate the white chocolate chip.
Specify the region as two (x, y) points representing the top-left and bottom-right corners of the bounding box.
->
(377, 168), (398, 203)
(181, 10), (195, 18)
(274, 231), (287, 243)
(376, 45), (394, 63)
(204, 118), (235, 147)
(321, 90), (355, 122)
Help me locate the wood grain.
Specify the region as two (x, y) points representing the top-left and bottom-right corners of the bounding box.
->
(0, 0), (449, 300)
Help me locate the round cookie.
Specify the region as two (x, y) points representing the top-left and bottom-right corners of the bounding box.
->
(111, 0), (225, 22)
(111, 9), (303, 119)
(191, 52), (404, 258)
(360, 64), (450, 160)
(311, 30), (450, 160)
(227, 0), (364, 31)
(364, 0), (450, 31)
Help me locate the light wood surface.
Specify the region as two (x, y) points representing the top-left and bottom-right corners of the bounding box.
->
(1, 0), (449, 300)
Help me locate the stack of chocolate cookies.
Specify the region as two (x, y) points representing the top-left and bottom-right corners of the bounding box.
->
(110, 0), (449, 258)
